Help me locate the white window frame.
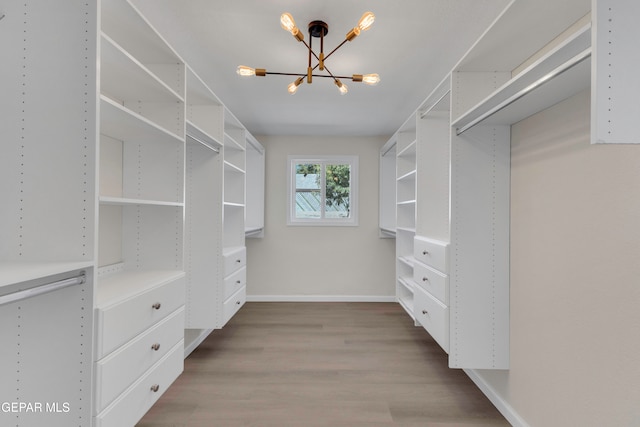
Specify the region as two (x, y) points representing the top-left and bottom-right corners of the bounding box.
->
(287, 155), (359, 226)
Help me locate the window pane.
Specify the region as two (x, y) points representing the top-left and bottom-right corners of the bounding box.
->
(325, 164), (350, 219)
(295, 163), (321, 218)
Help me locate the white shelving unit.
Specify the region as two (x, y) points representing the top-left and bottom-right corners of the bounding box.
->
(394, 117), (418, 319)
(183, 67), (224, 354)
(379, 0), (640, 372)
(245, 134), (266, 238)
(95, 0), (186, 424)
(1, 2), (264, 425)
(378, 141), (397, 237)
(0, 2), (97, 426)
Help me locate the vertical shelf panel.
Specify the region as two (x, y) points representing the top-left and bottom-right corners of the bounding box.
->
(450, 124), (510, 370)
(592, 0), (640, 144)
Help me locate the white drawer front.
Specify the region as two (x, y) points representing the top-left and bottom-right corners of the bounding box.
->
(224, 266), (246, 300)
(95, 340), (184, 427)
(414, 236), (449, 273)
(94, 307), (184, 414)
(223, 246), (246, 277)
(413, 262), (449, 305)
(223, 286), (246, 326)
(97, 276), (185, 358)
(414, 285), (449, 353)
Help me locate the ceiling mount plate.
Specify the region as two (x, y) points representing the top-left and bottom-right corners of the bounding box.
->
(308, 20), (329, 38)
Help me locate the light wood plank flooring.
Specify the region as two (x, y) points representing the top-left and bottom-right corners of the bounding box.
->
(137, 302), (509, 427)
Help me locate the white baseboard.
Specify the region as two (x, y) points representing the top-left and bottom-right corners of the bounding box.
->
(246, 295), (396, 303)
(464, 369), (530, 427)
(184, 328), (214, 358)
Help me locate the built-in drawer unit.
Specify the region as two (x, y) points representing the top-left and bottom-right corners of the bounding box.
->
(96, 274), (185, 359)
(94, 307), (184, 413)
(95, 340), (184, 427)
(223, 246), (246, 276)
(413, 262), (449, 305)
(224, 266), (246, 300)
(414, 236), (449, 273)
(414, 285), (449, 353)
(223, 286), (246, 325)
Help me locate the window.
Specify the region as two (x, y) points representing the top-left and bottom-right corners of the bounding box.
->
(287, 155), (358, 226)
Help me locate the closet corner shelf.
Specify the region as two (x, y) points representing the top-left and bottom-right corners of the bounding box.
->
(99, 196), (184, 207)
(452, 22), (591, 134)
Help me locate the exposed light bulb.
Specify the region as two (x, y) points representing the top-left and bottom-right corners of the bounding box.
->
(288, 77), (304, 95)
(280, 13), (296, 33)
(357, 12), (375, 32)
(335, 80), (348, 95)
(362, 73), (380, 86)
(236, 65), (256, 77)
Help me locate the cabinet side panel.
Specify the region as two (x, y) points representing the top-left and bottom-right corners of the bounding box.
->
(0, 1), (98, 262)
(450, 125), (510, 369)
(592, 0), (640, 144)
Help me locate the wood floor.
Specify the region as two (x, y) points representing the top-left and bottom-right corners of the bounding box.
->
(137, 302), (510, 427)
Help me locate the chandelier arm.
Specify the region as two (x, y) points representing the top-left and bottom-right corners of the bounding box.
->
(265, 72), (306, 77)
(265, 71), (353, 79)
(323, 39), (349, 62)
(320, 63), (339, 83)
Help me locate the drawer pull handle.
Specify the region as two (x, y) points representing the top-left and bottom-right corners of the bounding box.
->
(422, 277), (429, 282)
(422, 250), (429, 255)
(236, 280), (241, 284)
(236, 300), (241, 305)
(236, 259), (242, 263)
(152, 302), (162, 310)
(151, 343), (160, 351)
(422, 310), (428, 315)
(150, 384), (160, 393)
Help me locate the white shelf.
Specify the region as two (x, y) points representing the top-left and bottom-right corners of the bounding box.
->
(396, 170), (417, 182)
(223, 202), (245, 208)
(101, 34), (184, 104)
(396, 140), (417, 158)
(398, 255), (415, 268)
(0, 261), (93, 289)
(224, 160), (246, 175)
(96, 269), (185, 308)
(224, 132), (246, 152)
(100, 196), (184, 207)
(379, 227), (397, 238)
(100, 96), (184, 144)
(453, 23), (591, 133)
(186, 120), (222, 152)
(101, 0), (183, 71)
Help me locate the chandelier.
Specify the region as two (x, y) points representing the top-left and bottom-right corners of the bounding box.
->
(237, 12), (380, 95)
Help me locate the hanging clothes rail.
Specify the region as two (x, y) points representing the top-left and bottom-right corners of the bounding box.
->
(0, 273), (86, 307)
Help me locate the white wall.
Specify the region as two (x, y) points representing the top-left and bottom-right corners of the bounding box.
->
(246, 135), (396, 300)
(473, 90), (640, 426)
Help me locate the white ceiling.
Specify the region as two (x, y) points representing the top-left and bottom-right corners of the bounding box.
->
(131, 0), (512, 137)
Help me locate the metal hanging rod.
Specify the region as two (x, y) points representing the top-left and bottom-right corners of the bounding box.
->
(0, 273), (86, 307)
(455, 48), (592, 136)
(186, 133), (220, 153)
